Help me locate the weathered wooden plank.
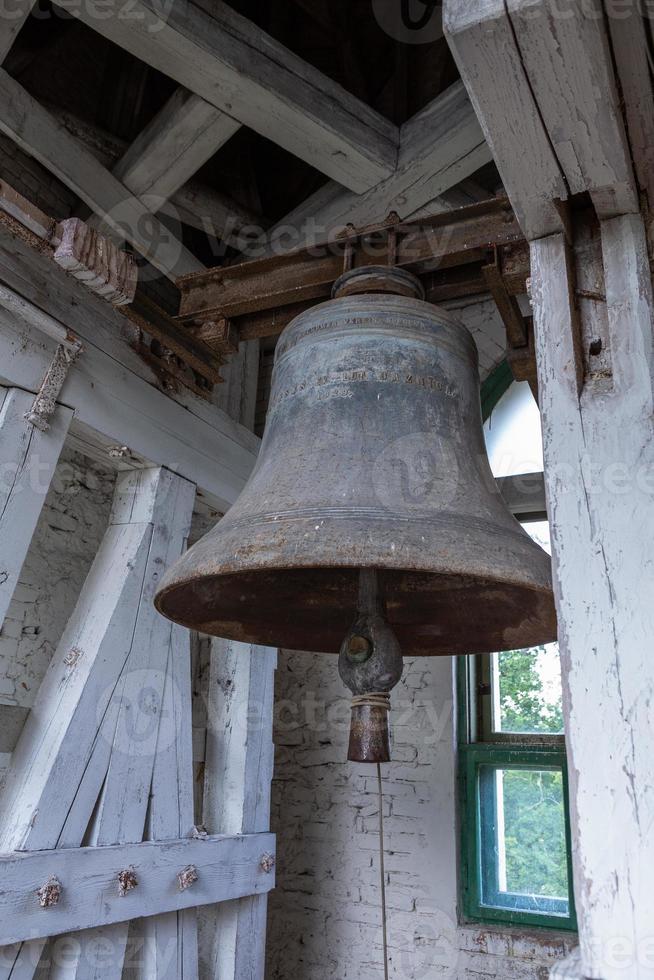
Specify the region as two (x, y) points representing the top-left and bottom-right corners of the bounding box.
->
(200, 642), (277, 980)
(0, 468), (191, 852)
(47, 105), (261, 247)
(507, 0), (637, 218)
(0, 68), (201, 280)
(0, 833), (275, 947)
(530, 213), (654, 980)
(60, 0), (398, 193)
(139, 613), (198, 979)
(0, 230), (258, 509)
(113, 87), (240, 206)
(443, 0), (567, 239)
(0, 468), (196, 979)
(0, 387), (72, 627)
(606, 4), (654, 207)
(266, 81), (491, 248)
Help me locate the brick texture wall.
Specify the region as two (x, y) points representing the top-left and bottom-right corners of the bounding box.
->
(0, 446), (115, 710)
(266, 650), (574, 979)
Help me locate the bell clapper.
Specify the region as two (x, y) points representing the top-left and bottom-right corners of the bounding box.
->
(338, 569), (403, 765)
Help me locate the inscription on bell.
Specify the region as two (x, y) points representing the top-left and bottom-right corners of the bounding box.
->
(270, 367), (459, 412)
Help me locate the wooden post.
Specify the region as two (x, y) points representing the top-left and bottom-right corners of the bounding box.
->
(530, 212), (654, 980)
(200, 640), (277, 980)
(0, 467), (196, 980)
(0, 386), (72, 627)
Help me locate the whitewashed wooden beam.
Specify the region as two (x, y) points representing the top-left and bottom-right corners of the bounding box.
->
(138, 593), (199, 978)
(531, 213), (654, 980)
(0, 467), (195, 852)
(48, 105), (260, 246)
(0, 833), (275, 947)
(200, 641), (278, 980)
(113, 88), (241, 206)
(0, 0), (35, 62)
(265, 81), (490, 250)
(0, 386), (72, 627)
(606, 4), (654, 208)
(443, 0), (567, 240)
(0, 68), (202, 280)
(0, 232), (259, 510)
(0, 468), (191, 979)
(506, 0), (637, 219)
(58, 0), (398, 193)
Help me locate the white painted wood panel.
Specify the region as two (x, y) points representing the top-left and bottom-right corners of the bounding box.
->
(200, 642), (277, 980)
(0, 833), (275, 947)
(59, 0), (398, 192)
(531, 214), (654, 980)
(0, 69), (201, 280)
(0, 387), (72, 626)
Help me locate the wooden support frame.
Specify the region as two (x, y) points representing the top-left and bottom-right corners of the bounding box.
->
(266, 81), (492, 248)
(0, 214), (258, 511)
(59, 0), (399, 193)
(177, 197), (528, 334)
(0, 387), (72, 627)
(0, 69), (202, 280)
(201, 641), (278, 980)
(0, 833), (275, 947)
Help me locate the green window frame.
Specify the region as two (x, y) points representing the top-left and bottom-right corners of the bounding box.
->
(456, 365), (577, 933)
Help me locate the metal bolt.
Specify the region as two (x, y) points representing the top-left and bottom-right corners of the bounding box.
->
(37, 876), (61, 908)
(177, 865), (198, 891)
(117, 868), (138, 896)
(260, 853), (275, 874)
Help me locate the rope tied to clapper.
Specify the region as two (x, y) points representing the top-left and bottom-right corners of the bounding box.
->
(377, 761), (389, 980)
(349, 693), (391, 978)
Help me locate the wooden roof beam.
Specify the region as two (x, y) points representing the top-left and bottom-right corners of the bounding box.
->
(56, 0), (399, 193)
(444, 0), (638, 239)
(0, 68), (203, 281)
(263, 82), (492, 251)
(112, 87), (241, 207)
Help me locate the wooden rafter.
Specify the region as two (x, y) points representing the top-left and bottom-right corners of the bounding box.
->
(266, 81), (491, 249)
(0, 69), (202, 280)
(111, 87), (241, 208)
(57, 0), (399, 193)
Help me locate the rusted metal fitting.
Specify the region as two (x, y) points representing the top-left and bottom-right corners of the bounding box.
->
(177, 865), (198, 891)
(36, 876), (61, 908)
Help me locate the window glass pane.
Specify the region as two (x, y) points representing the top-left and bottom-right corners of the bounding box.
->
(484, 381), (543, 477)
(479, 764), (571, 917)
(490, 520), (564, 735)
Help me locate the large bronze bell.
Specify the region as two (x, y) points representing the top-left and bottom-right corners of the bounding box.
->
(156, 265), (556, 761)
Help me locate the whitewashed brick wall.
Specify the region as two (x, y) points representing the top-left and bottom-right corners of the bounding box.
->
(0, 447), (115, 708)
(266, 650), (574, 979)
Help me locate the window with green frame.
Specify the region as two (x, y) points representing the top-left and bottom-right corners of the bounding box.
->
(457, 366), (577, 932)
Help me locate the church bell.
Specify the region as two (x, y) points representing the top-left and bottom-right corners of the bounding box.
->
(155, 265), (556, 761)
